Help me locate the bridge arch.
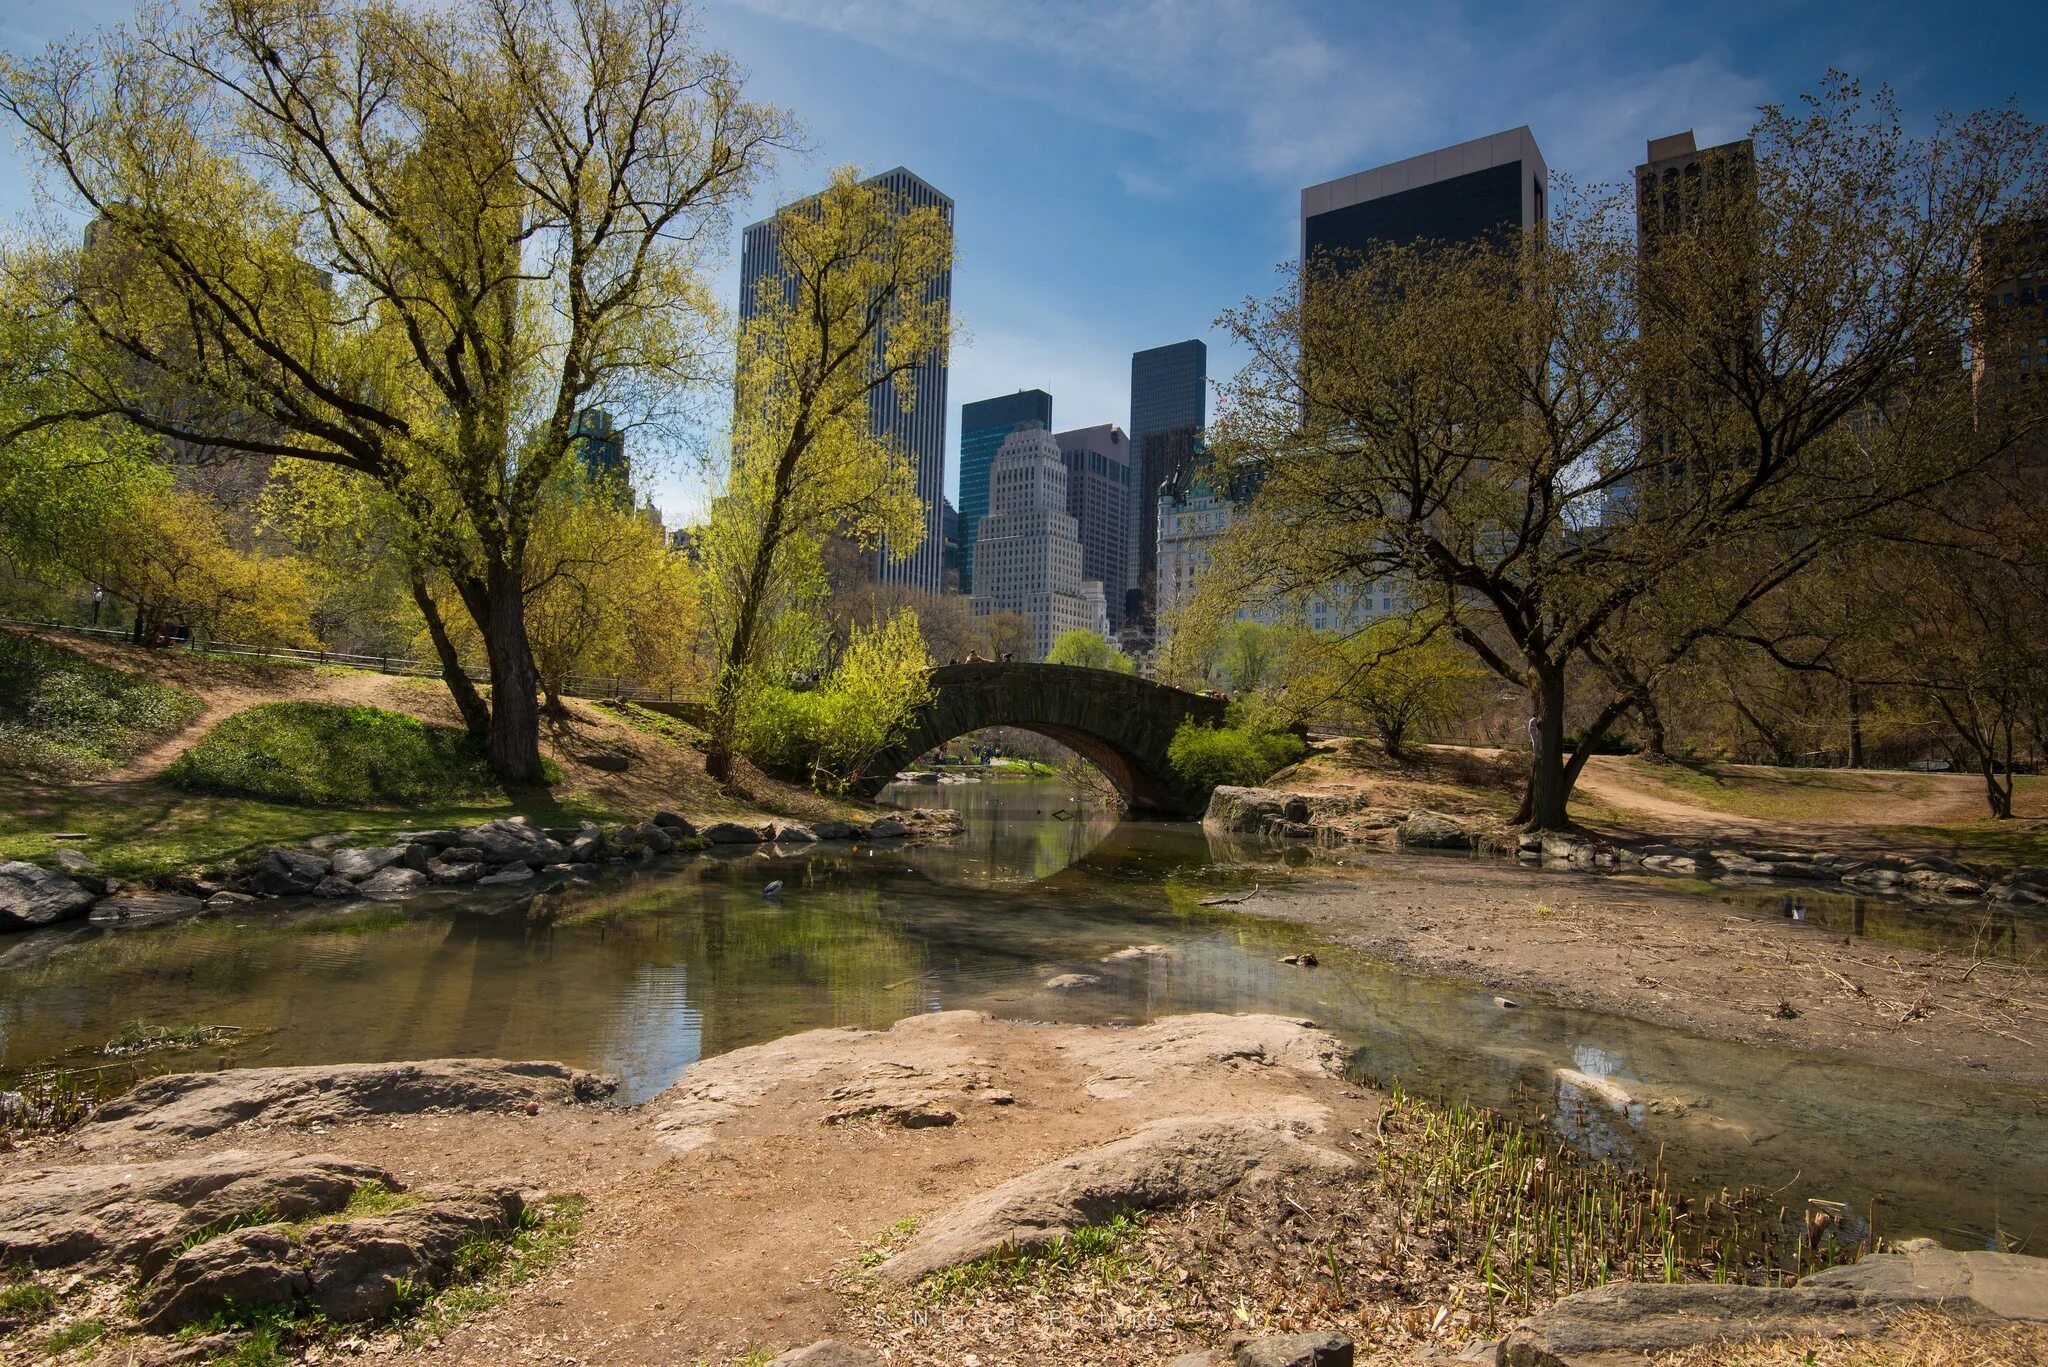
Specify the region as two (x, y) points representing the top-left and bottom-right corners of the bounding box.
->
(855, 662), (1227, 817)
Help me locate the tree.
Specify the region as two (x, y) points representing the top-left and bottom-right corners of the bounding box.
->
(1203, 77), (2046, 828)
(73, 488), (315, 646)
(700, 168), (953, 780)
(1044, 628), (1135, 673)
(734, 607), (934, 791)
(0, 0), (790, 780)
(1303, 616), (1477, 758)
(977, 609), (1035, 662)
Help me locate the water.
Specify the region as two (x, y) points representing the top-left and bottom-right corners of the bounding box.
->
(2, 776), (2042, 1252)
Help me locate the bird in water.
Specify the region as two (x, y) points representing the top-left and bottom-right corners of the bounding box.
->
(763, 880), (783, 898)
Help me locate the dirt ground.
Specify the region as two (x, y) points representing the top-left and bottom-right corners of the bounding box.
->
(1226, 857), (2048, 1089)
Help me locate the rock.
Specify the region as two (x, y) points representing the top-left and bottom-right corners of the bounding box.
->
(1102, 944), (1171, 963)
(637, 822), (675, 854)
(1904, 868), (1985, 898)
(329, 846), (408, 881)
(0, 1150), (392, 1273)
(702, 821), (765, 844)
(204, 890), (258, 908)
(389, 829), (460, 849)
(312, 875), (358, 899)
(477, 865), (534, 885)
(866, 816), (910, 840)
(1282, 795), (1312, 823)
(1398, 811), (1473, 850)
(1204, 786), (1294, 836)
(1847, 867), (1904, 890)
(567, 831), (608, 862)
(774, 822), (819, 843)
(1802, 1247), (2048, 1321)
(766, 1341), (883, 1367)
(873, 1113), (1353, 1286)
(1641, 854), (1700, 876)
(245, 847), (330, 895)
(813, 820), (861, 841)
(1043, 973), (1102, 991)
(653, 811), (696, 835)
(89, 893), (207, 927)
(81, 1060), (619, 1147)
(424, 856), (485, 885)
(1235, 1331), (1354, 1367)
(303, 1189), (523, 1322)
(357, 867), (428, 900)
(0, 860), (98, 931)
(48, 848), (98, 874)
(136, 1226), (308, 1331)
(454, 820), (568, 868)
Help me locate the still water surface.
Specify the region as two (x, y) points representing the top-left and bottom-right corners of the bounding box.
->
(2, 778), (2042, 1251)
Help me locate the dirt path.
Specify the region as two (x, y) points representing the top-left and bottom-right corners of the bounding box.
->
(1569, 755), (2007, 843)
(99, 668), (415, 784)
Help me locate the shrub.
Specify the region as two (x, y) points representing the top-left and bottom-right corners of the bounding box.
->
(0, 632), (204, 777)
(1165, 721), (1307, 789)
(166, 702), (500, 805)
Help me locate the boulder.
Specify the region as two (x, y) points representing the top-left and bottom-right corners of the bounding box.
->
(454, 820), (568, 868)
(204, 890), (257, 908)
(1398, 811), (1474, 850)
(866, 817), (910, 840)
(312, 875), (358, 899)
(567, 831), (608, 862)
(136, 1226), (308, 1332)
(873, 1114), (1353, 1286)
(1236, 1332), (1355, 1367)
(773, 822), (819, 843)
(81, 1059), (619, 1147)
(1904, 868), (1985, 898)
(1801, 1247), (2048, 1322)
(477, 865), (534, 885)
(1203, 786), (1292, 836)
(1043, 973), (1103, 991)
(653, 811), (696, 835)
(88, 893), (206, 927)
(0, 860), (98, 931)
(389, 829), (460, 849)
(813, 820), (861, 841)
(424, 856), (485, 885)
(329, 846), (408, 881)
(302, 1189), (524, 1322)
(636, 822), (676, 854)
(1640, 854), (1700, 876)
(48, 849), (98, 875)
(702, 822), (766, 845)
(245, 848), (330, 896)
(357, 867), (428, 900)
(766, 1341), (883, 1367)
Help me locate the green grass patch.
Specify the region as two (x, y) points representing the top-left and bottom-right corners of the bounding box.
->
(0, 1278), (58, 1324)
(598, 700), (705, 749)
(1875, 821), (2048, 868)
(0, 632), (203, 779)
(916, 1213), (1144, 1301)
(165, 702), (505, 806)
(39, 1317), (104, 1355)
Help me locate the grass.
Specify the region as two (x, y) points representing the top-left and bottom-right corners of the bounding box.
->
(1875, 820), (2048, 868)
(1595, 755), (2047, 826)
(398, 1193), (585, 1348)
(598, 699), (705, 749)
(101, 1021), (245, 1058)
(165, 702), (508, 806)
(0, 1279), (58, 1324)
(39, 1318), (105, 1355)
(917, 1213), (1145, 1302)
(0, 631), (203, 779)
(0, 1062), (138, 1141)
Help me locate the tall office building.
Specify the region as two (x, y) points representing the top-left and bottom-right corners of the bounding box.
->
(1974, 216), (2048, 465)
(1054, 424), (1130, 626)
(1301, 126), (1547, 270)
(1127, 340), (1207, 632)
(737, 166), (953, 594)
(956, 389), (1053, 594)
(971, 424), (1108, 658)
(569, 408), (628, 502)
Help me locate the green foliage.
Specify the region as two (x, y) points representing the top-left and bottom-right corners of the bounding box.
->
(165, 702), (501, 806)
(1303, 614), (1479, 754)
(1043, 629), (1135, 673)
(0, 1278), (58, 1323)
(0, 632), (203, 778)
(1166, 720), (1307, 790)
(39, 1317), (104, 1354)
(918, 1214), (1144, 1301)
(736, 609), (934, 792)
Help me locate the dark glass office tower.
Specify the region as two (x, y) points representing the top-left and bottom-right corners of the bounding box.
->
(737, 167), (953, 594)
(1127, 339), (1207, 630)
(1300, 126), (1547, 270)
(956, 389), (1053, 594)
(1055, 424), (1130, 625)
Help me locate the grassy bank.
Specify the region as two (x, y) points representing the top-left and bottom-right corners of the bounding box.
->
(0, 633), (203, 778)
(165, 701), (508, 806)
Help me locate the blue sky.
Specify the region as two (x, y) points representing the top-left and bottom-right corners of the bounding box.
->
(3, 0), (2044, 527)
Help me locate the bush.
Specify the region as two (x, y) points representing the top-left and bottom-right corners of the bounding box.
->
(166, 702), (501, 805)
(1165, 721), (1307, 790)
(0, 632), (204, 778)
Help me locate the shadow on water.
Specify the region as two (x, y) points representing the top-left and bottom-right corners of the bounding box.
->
(1, 776), (2042, 1252)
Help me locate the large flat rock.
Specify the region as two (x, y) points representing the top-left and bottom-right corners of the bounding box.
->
(82, 1058), (618, 1148)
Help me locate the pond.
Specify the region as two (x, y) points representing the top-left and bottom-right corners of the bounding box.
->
(2, 776), (2041, 1253)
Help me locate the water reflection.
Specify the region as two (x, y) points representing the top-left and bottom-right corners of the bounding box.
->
(0, 778), (2041, 1251)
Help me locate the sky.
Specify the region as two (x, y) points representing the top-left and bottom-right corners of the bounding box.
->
(3, 0), (2045, 528)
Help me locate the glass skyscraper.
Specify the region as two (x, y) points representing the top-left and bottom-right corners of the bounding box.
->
(1127, 339), (1207, 630)
(1300, 126), (1547, 269)
(737, 167), (954, 594)
(956, 389), (1052, 595)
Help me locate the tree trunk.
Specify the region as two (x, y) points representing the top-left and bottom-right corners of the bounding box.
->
(474, 560), (546, 783)
(705, 542), (777, 783)
(1636, 690), (1669, 761)
(409, 571), (491, 739)
(1846, 681), (1865, 769)
(1518, 662), (1572, 830)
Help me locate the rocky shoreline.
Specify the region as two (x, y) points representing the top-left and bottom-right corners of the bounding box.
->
(0, 808), (962, 936)
(2, 1013), (2043, 1365)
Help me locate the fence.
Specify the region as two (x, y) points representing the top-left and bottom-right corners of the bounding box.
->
(0, 614), (702, 707)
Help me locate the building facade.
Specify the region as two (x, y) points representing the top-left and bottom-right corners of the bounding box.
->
(970, 424), (1109, 659)
(956, 389), (1053, 594)
(1127, 340), (1207, 633)
(1300, 125), (1547, 269)
(1054, 423), (1130, 625)
(737, 166), (954, 594)
(1974, 216), (2048, 465)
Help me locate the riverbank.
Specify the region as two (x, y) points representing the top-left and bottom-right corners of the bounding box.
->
(1226, 856), (2048, 1090)
(5, 1013), (2041, 1367)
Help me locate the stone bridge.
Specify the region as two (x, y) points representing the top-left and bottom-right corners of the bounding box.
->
(854, 662), (1228, 817)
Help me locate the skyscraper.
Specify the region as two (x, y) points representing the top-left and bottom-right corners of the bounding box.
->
(569, 408), (628, 498)
(971, 424), (1107, 659)
(956, 389), (1053, 594)
(1300, 126), (1547, 270)
(1054, 424), (1130, 626)
(1127, 340), (1207, 632)
(736, 166), (953, 594)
